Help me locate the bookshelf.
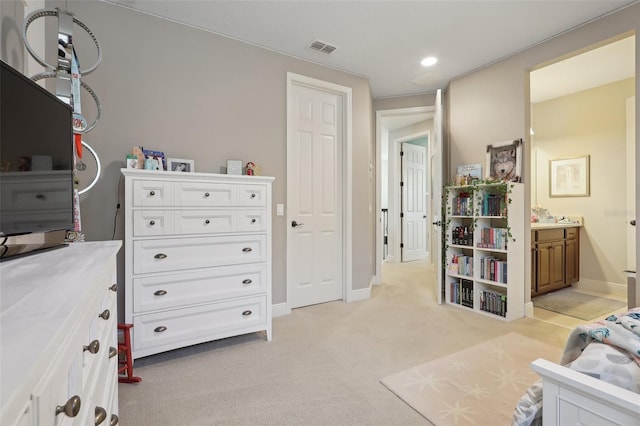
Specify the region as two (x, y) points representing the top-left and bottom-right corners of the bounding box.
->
(444, 182), (524, 320)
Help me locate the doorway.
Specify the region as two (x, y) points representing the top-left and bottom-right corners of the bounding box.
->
(529, 35), (636, 321)
(375, 107), (434, 279)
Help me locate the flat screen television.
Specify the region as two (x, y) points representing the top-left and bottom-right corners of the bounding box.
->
(0, 60), (74, 260)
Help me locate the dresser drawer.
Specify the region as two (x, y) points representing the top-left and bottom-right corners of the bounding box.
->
(133, 264), (267, 313)
(133, 210), (171, 236)
(133, 296), (267, 355)
(133, 235), (267, 274)
(174, 209), (235, 234)
(237, 184), (267, 207)
(2, 178), (72, 211)
(175, 182), (234, 206)
(133, 180), (172, 207)
(237, 209), (267, 232)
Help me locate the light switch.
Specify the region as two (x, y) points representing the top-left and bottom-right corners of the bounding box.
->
(276, 204), (284, 216)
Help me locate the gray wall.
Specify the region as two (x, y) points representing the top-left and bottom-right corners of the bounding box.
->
(448, 3), (640, 301)
(2, 0), (375, 316)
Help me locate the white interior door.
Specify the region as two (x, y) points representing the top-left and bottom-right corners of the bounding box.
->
(401, 143), (427, 262)
(626, 96), (636, 273)
(287, 80), (343, 309)
(432, 90), (444, 304)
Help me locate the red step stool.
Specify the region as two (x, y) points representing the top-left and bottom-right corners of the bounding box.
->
(118, 323), (142, 383)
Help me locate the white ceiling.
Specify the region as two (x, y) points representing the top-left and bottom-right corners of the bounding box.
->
(106, 0), (637, 99)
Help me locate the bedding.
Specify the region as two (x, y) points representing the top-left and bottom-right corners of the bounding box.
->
(512, 307), (640, 426)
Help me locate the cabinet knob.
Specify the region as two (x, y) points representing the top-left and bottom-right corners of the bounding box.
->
(204, 192), (210, 197)
(99, 309), (110, 320)
(109, 346), (118, 359)
(149, 220), (156, 226)
(110, 414), (120, 426)
(95, 406), (107, 425)
(149, 191), (155, 196)
(242, 310), (252, 316)
(55, 395), (81, 417)
(250, 193), (256, 199)
(205, 219), (210, 224)
(242, 247), (252, 253)
(242, 279), (252, 285)
(36, 193), (46, 200)
(109, 284), (117, 292)
(154, 289), (167, 296)
(154, 326), (167, 333)
(154, 253), (167, 259)
(251, 218), (256, 224)
(84, 340), (100, 354)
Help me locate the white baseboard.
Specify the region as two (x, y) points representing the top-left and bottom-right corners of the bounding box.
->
(272, 303), (291, 317)
(525, 301), (534, 317)
(573, 278), (627, 299)
(346, 283), (372, 302)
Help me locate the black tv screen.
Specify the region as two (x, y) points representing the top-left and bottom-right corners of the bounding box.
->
(0, 60), (74, 238)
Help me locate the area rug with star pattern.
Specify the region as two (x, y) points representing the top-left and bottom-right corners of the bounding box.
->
(380, 332), (562, 425)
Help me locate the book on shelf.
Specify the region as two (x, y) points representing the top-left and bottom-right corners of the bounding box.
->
(450, 278), (474, 308)
(449, 254), (473, 276)
(451, 226), (473, 246)
(479, 288), (507, 317)
(479, 256), (507, 283)
(481, 193), (507, 216)
(453, 192), (472, 216)
(477, 227), (508, 250)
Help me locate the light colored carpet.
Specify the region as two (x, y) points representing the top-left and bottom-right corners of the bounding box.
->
(381, 332), (562, 426)
(532, 287), (626, 321)
(118, 261), (570, 425)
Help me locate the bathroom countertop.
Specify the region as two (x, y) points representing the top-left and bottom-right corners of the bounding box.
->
(531, 222), (583, 230)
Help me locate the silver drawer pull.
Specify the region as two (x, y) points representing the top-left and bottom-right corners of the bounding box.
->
(110, 414), (120, 426)
(154, 253), (167, 259)
(154, 326), (167, 333)
(84, 340), (100, 354)
(154, 290), (167, 296)
(242, 279), (252, 285)
(96, 406), (107, 425)
(242, 247), (252, 253)
(149, 191), (155, 196)
(149, 220), (156, 226)
(56, 395), (81, 417)
(250, 193), (256, 199)
(251, 218), (256, 223)
(109, 346), (118, 359)
(242, 310), (252, 316)
(99, 309), (110, 320)
(205, 219), (210, 224)
(109, 284), (117, 292)
(204, 192), (210, 197)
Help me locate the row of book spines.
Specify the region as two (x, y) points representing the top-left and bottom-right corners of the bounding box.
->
(480, 290), (507, 317)
(448, 254), (473, 276)
(479, 257), (507, 283)
(477, 228), (508, 250)
(481, 193), (507, 216)
(452, 193), (472, 216)
(450, 279), (474, 308)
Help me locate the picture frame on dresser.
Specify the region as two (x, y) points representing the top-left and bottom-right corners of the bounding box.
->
(167, 158), (195, 173)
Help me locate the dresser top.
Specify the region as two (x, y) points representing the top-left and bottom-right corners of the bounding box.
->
(0, 241), (122, 418)
(121, 168), (275, 183)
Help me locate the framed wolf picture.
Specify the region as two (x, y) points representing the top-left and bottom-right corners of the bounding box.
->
(485, 139), (523, 182)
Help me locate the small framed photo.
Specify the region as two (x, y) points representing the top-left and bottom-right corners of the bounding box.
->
(167, 158), (195, 173)
(549, 155), (590, 197)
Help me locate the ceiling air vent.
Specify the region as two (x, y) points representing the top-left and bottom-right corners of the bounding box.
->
(309, 39), (338, 55)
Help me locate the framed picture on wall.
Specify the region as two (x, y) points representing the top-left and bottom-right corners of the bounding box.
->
(167, 158), (195, 173)
(549, 155), (590, 197)
(485, 139), (523, 182)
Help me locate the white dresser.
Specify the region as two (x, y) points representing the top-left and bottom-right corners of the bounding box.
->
(0, 241), (121, 426)
(121, 169), (274, 359)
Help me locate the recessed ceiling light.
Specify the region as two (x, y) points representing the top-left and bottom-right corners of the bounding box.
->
(421, 56), (438, 67)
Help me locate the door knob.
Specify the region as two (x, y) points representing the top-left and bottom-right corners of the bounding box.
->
(291, 220), (304, 228)
(432, 220), (442, 226)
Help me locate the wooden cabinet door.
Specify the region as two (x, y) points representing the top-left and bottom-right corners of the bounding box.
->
(565, 238), (579, 284)
(550, 240), (566, 289)
(536, 243), (553, 294)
